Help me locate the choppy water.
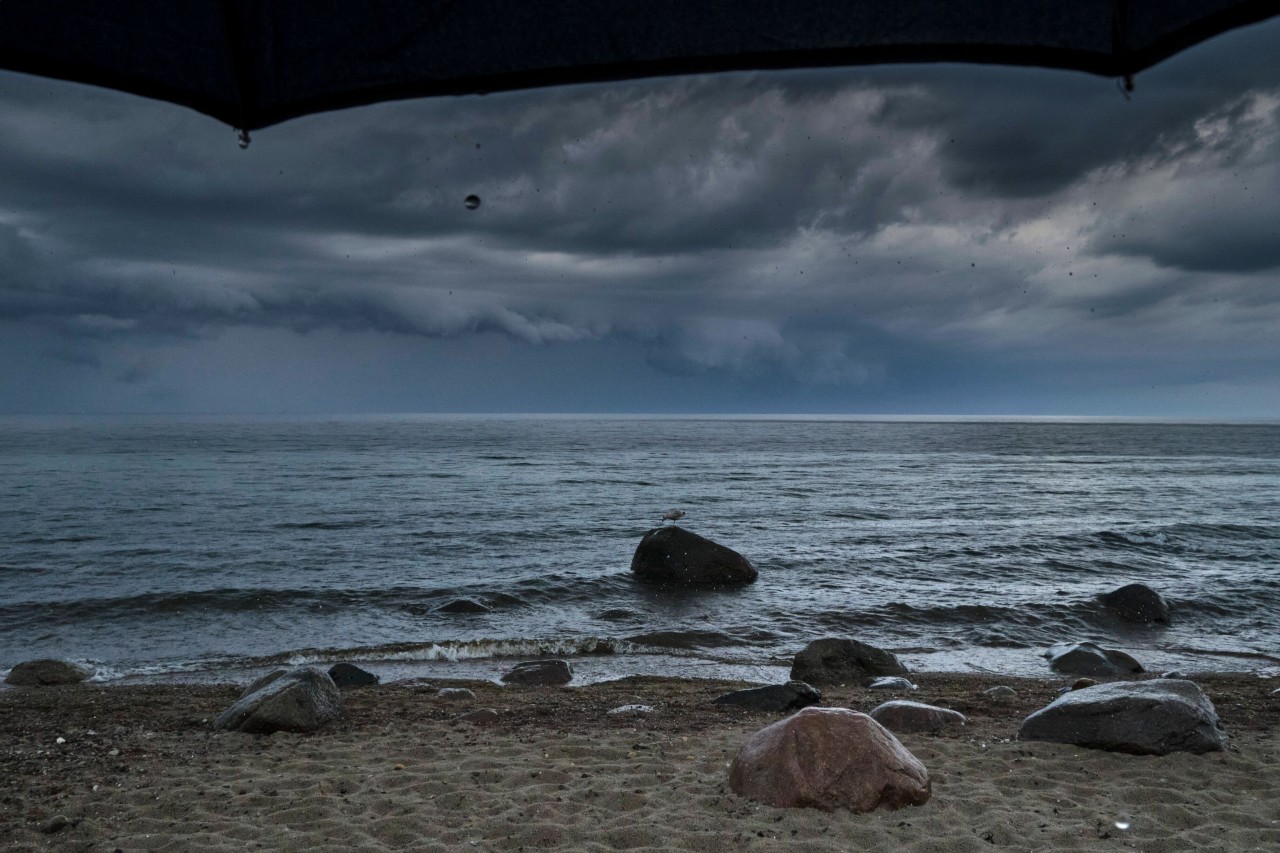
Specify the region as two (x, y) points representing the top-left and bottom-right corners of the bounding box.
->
(1, 415), (1278, 685)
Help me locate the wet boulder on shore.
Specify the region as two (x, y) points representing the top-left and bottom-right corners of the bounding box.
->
(1018, 679), (1228, 755)
(213, 667), (343, 734)
(328, 662), (379, 688)
(500, 659), (573, 686)
(4, 659), (92, 686)
(713, 681), (822, 713)
(630, 526), (757, 588)
(1044, 641), (1144, 677)
(790, 638), (908, 686)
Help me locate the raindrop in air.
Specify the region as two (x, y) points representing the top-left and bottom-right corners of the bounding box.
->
(464, 194), (481, 210)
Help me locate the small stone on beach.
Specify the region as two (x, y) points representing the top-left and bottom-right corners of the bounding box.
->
(983, 686), (1016, 704)
(454, 709), (500, 726)
(712, 681), (821, 712)
(870, 700), (966, 733)
(40, 815), (71, 834)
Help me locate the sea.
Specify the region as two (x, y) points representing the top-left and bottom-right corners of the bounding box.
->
(1, 415), (1278, 687)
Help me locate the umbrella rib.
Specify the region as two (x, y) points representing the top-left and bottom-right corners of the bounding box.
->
(218, 0), (258, 138)
(1112, 0), (1135, 92)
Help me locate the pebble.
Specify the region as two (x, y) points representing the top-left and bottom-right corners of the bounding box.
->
(983, 685), (1016, 704)
(453, 708), (500, 727)
(40, 815), (70, 834)
(436, 688), (476, 702)
(607, 704), (655, 715)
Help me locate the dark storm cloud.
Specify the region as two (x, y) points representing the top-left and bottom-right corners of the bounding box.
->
(1, 17), (1280, 413)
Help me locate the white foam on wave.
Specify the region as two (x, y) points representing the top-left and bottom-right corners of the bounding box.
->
(277, 636), (641, 666)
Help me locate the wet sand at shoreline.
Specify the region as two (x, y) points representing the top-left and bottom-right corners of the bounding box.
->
(3, 672), (1278, 851)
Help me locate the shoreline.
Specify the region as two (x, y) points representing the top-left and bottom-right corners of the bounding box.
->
(4, 671), (1278, 851)
(7, 636), (1278, 691)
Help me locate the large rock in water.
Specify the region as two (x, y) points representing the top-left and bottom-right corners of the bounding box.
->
(790, 638), (907, 686)
(1044, 641), (1144, 676)
(1099, 583), (1170, 624)
(630, 526), (757, 587)
(5, 659), (92, 686)
(213, 667), (343, 734)
(729, 707), (931, 812)
(713, 681), (822, 713)
(1019, 679), (1227, 755)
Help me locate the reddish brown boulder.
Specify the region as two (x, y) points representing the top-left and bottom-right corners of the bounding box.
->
(729, 707), (931, 812)
(869, 700), (966, 734)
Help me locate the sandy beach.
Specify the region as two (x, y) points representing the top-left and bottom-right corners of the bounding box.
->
(3, 672), (1278, 852)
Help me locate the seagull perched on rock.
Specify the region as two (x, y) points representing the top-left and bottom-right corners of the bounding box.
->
(661, 509), (686, 524)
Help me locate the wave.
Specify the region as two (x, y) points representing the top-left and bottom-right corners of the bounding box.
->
(0, 584), (495, 628)
(272, 519), (384, 530)
(246, 636), (636, 667)
(1078, 522), (1279, 552)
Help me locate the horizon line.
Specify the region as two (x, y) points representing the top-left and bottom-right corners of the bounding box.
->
(3, 411), (1279, 425)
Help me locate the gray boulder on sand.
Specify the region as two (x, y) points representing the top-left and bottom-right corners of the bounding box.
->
(864, 676), (917, 690)
(790, 638), (908, 686)
(713, 681), (822, 713)
(729, 706), (931, 812)
(1099, 583), (1171, 624)
(500, 659), (572, 686)
(328, 662), (379, 688)
(870, 700), (967, 734)
(238, 669), (286, 698)
(4, 659), (92, 686)
(436, 687), (476, 701)
(630, 526), (757, 587)
(1018, 679), (1228, 755)
(213, 667), (344, 734)
(1045, 641), (1144, 676)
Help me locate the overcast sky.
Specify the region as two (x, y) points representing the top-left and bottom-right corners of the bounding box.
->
(2, 19), (1279, 417)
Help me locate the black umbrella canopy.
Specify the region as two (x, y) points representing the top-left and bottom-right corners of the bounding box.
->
(2, 0), (1279, 132)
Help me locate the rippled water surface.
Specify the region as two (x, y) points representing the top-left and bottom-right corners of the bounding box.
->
(1, 415), (1278, 683)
